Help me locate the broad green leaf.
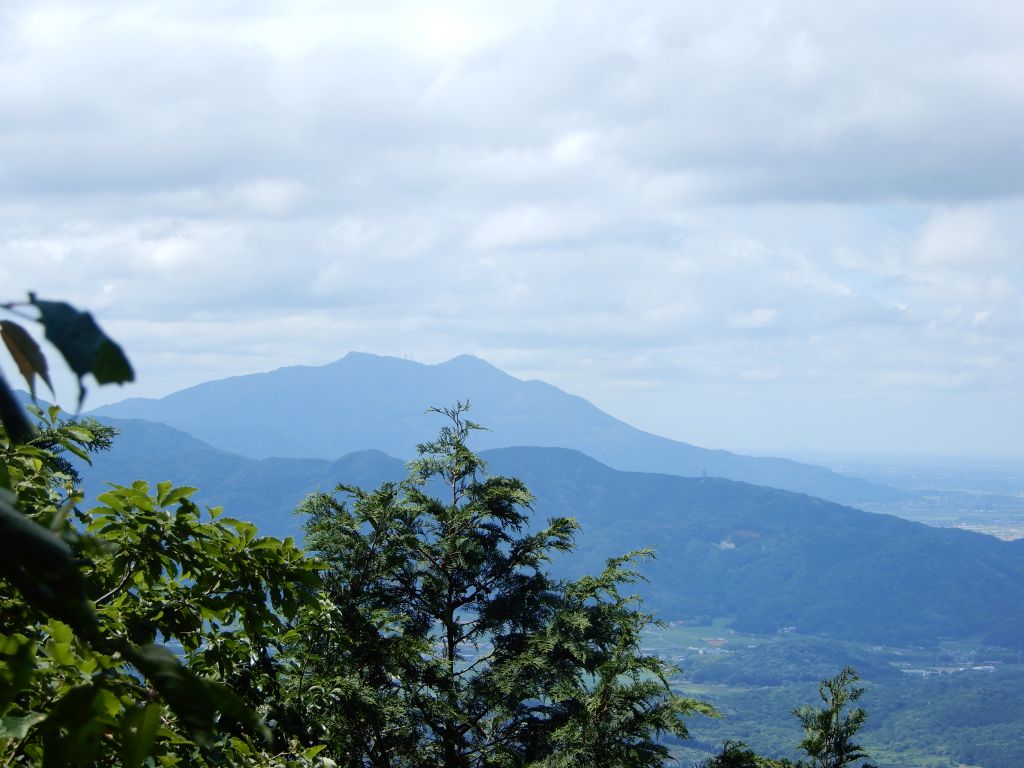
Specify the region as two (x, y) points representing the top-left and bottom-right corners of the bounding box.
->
(123, 644), (217, 745)
(44, 621), (77, 667)
(206, 682), (271, 745)
(0, 320), (52, 399)
(0, 711), (46, 740)
(31, 296), (133, 407)
(91, 337), (134, 385)
(161, 486), (199, 508)
(40, 683), (104, 768)
(156, 481), (172, 506)
(63, 425), (93, 442)
(0, 634), (35, 709)
(121, 702), (163, 768)
(59, 437), (91, 463)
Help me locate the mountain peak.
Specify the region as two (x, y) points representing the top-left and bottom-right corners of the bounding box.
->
(91, 352), (901, 504)
(332, 352), (508, 374)
(441, 353), (497, 368)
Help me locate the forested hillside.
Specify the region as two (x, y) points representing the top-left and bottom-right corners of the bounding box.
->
(76, 417), (1024, 649)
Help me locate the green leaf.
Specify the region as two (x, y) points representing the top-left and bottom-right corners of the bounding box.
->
(121, 702), (163, 768)
(40, 683), (104, 768)
(206, 682), (271, 745)
(60, 438), (92, 463)
(156, 481), (172, 506)
(0, 634), (36, 710)
(91, 337), (134, 386)
(31, 297), (133, 407)
(123, 644), (270, 747)
(123, 644), (217, 745)
(0, 491), (99, 639)
(0, 320), (53, 399)
(161, 486), (199, 508)
(0, 711), (46, 740)
(63, 425), (94, 442)
(0, 374), (34, 444)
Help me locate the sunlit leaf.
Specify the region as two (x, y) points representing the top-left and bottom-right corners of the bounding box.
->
(0, 320), (52, 399)
(0, 712), (46, 740)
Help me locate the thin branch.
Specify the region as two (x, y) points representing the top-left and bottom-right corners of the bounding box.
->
(94, 561), (135, 606)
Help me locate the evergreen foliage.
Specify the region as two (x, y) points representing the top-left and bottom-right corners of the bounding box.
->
(792, 667), (875, 768)
(294, 403), (715, 767)
(696, 740), (794, 767)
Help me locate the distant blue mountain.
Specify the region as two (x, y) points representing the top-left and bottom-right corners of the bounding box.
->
(91, 353), (899, 505)
(75, 417), (1024, 649)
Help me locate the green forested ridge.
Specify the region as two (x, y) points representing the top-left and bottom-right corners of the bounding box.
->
(75, 422), (1024, 650)
(65, 418), (1024, 766)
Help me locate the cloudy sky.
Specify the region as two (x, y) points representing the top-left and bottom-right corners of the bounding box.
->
(2, 1), (1023, 457)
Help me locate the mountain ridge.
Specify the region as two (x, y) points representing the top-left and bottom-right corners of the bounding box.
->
(74, 415), (1024, 649)
(90, 352), (901, 505)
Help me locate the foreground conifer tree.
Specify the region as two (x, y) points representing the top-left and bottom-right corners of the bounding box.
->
(294, 403), (714, 767)
(793, 667), (876, 768)
(698, 667), (876, 768)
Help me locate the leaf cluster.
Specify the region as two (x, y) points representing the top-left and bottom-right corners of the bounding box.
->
(0, 419), (326, 765)
(0, 296), (329, 766)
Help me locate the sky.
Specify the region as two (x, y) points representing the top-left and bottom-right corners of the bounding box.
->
(2, 0), (1023, 458)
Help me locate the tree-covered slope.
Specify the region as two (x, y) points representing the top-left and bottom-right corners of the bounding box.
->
(90, 353), (900, 505)
(482, 446), (1024, 647)
(77, 420), (1024, 649)
(82, 416), (406, 538)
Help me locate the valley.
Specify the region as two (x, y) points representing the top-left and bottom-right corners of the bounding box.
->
(797, 453), (1024, 540)
(642, 622), (1024, 767)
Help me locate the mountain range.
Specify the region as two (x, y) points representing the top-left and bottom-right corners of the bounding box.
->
(91, 353), (900, 505)
(28, 351), (1018, 649)
(69, 388), (1024, 650)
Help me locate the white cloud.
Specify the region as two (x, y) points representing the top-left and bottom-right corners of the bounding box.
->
(731, 308), (778, 329)
(468, 206), (598, 250)
(913, 207), (1018, 267)
(1, 1), (1024, 455)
